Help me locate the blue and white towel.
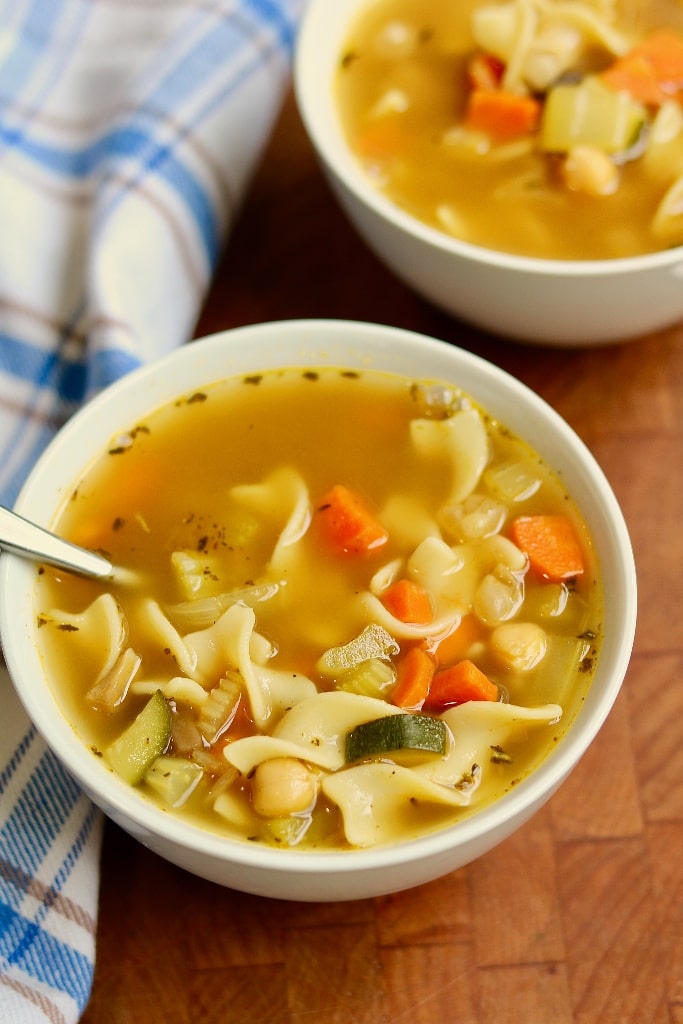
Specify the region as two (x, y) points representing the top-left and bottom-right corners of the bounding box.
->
(0, 1), (304, 1020)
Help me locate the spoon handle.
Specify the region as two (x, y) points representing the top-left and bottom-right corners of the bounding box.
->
(0, 505), (113, 579)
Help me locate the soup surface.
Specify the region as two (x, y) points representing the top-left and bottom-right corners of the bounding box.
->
(336, 0), (683, 259)
(37, 367), (602, 850)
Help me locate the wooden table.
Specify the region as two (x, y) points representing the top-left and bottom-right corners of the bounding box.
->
(81, 90), (683, 1024)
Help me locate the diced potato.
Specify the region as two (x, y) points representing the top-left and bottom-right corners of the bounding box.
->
(541, 77), (645, 154)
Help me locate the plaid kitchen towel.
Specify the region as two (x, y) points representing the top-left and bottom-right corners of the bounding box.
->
(0, 1), (304, 1020)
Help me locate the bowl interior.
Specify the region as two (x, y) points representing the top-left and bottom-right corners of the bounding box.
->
(294, 0), (683, 279)
(0, 320), (638, 888)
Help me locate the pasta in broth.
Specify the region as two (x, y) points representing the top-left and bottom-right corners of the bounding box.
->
(36, 368), (602, 850)
(336, 0), (683, 259)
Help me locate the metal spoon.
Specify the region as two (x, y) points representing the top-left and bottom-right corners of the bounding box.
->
(0, 504), (115, 580)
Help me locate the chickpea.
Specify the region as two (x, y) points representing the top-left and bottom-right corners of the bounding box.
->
(562, 145), (619, 197)
(250, 758), (318, 819)
(491, 622), (548, 672)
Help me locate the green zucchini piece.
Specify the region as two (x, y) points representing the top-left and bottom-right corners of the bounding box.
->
(144, 756), (203, 808)
(105, 690), (172, 785)
(345, 713), (448, 764)
(541, 77), (645, 154)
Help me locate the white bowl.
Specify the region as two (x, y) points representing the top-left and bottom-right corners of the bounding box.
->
(294, 0), (683, 346)
(0, 320), (637, 901)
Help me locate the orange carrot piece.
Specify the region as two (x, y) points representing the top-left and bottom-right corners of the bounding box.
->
(354, 119), (404, 160)
(432, 613), (485, 667)
(391, 646), (436, 711)
(424, 659), (498, 710)
(510, 514), (584, 583)
(464, 87), (541, 140)
(601, 30), (683, 105)
(315, 484), (389, 556)
(381, 578), (433, 624)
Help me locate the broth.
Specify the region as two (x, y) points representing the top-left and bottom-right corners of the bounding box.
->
(36, 367), (602, 850)
(336, 0), (683, 259)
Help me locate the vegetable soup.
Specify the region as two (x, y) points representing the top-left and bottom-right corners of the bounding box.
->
(336, 0), (683, 259)
(36, 367), (602, 851)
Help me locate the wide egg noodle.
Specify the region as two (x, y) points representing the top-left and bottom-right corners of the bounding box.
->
(409, 407), (489, 504)
(257, 667), (318, 720)
(272, 691), (405, 770)
(130, 675), (210, 706)
(136, 597), (199, 679)
(230, 466), (312, 574)
(185, 603), (272, 726)
(407, 533), (526, 611)
(224, 734), (338, 773)
(321, 763), (472, 848)
(378, 494), (441, 552)
(322, 701), (563, 847)
(46, 593), (127, 683)
(416, 701), (563, 788)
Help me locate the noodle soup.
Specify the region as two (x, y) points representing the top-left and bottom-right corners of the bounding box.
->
(336, 0), (683, 260)
(36, 366), (602, 851)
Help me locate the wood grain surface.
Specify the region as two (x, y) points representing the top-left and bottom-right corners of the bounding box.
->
(80, 90), (683, 1024)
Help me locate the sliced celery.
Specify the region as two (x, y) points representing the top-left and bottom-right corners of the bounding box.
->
(541, 77), (645, 154)
(105, 690), (172, 785)
(198, 671), (242, 743)
(337, 657), (396, 698)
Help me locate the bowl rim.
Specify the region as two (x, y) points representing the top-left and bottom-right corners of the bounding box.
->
(293, 0), (683, 278)
(0, 318), (638, 879)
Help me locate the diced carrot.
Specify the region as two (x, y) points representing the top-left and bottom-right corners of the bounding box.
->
(601, 30), (683, 105)
(467, 51), (506, 92)
(432, 613), (485, 667)
(381, 578), (433, 624)
(391, 646), (436, 711)
(354, 119), (404, 159)
(464, 87), (541, 140)
(315, 484), (389, 556)
(423, 659), (498, 710)
(510, 514), (585, 583)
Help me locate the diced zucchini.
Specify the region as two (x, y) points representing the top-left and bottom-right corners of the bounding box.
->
(105, 690), (172, 785)
(144, 756), (203, 807)
(540, 77), (645, 154)
(263, 815), (311, 847)
(345, 713), (448, 764)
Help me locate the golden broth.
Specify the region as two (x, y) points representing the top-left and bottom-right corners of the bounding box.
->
(336, 0), (683, 259)
(36, 368), (602, 850)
